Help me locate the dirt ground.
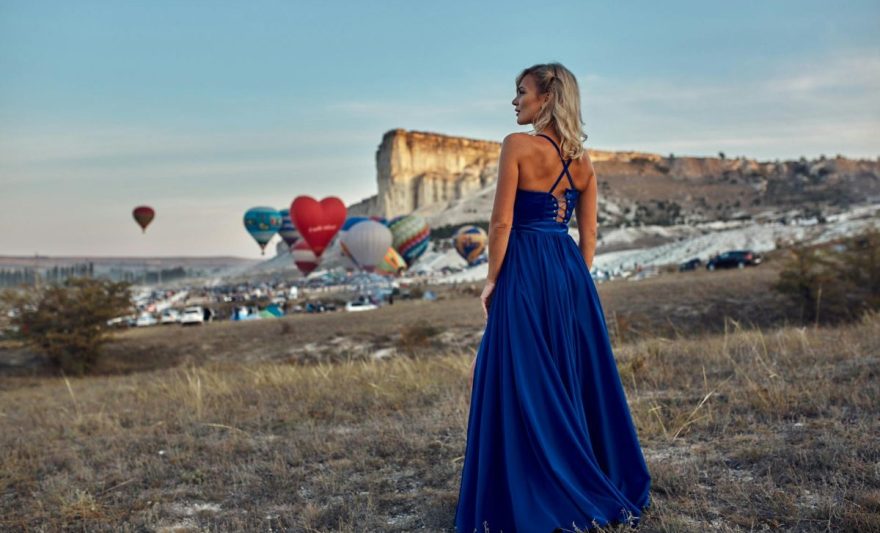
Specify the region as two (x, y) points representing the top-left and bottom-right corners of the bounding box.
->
(2, 262), (793, 379)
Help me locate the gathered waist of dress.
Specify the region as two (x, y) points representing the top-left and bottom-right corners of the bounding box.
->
(511, 220), (570, 234)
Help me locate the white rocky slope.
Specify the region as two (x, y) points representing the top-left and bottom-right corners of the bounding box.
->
(428, 202), (880, 283)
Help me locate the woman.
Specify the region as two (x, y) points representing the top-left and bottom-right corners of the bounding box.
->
(454, 63), (652, 532)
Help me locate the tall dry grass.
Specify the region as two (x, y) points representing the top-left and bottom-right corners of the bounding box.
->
(1, 311), (878, 531)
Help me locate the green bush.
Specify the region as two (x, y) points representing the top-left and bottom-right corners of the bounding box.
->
(774, 227), (880, 325)
(2, 277), (134, 375)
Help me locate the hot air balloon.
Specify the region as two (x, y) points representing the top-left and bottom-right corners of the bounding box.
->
(337, 217), (368, 266)
(292, 239), (320, 276)
(132, 206), (155, 233)
(388, 214), (430, 266)
(291, 196), (346, 258)
(341, 216), (368, 232)
(376, 247), (407, 277)
(453, 225), (488, 266)
(339, 219), (392, 272)
(243, 207), (283, 255)
(278, 208), (302, 248)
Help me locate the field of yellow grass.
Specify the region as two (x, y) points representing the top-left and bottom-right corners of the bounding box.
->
(1, 265), (878, 531)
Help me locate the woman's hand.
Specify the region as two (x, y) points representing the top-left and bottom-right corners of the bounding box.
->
(480, 280), (496, 320)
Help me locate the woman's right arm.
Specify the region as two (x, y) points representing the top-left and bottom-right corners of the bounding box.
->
(575, 154), (598, 270)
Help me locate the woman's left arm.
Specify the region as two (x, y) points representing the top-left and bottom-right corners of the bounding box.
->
(481, 134), (520, 319)
(485, 134), (520, 283)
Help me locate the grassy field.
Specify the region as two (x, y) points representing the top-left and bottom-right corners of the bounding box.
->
(2, 265), (878, 531)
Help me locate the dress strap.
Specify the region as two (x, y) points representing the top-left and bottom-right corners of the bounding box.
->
(536, 133), (564, 159)
(536, 134), (575, 193)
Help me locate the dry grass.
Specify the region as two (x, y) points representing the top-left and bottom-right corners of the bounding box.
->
(1, 265), (876, 530)
(1, 301), (878, 530)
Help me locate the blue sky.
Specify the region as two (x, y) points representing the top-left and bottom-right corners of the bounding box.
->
(1, 0), (878, 257)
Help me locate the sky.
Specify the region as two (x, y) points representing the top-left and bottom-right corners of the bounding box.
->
(1, 0), (878, 257)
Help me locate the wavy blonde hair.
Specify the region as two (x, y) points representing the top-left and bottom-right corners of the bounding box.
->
(516, 62), (588, 160)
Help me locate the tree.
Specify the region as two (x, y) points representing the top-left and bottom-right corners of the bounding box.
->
(2, 277), (134, 374)
(773, 227), (880, 325)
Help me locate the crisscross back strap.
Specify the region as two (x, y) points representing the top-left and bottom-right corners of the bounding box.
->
(536, 133), (575, 193)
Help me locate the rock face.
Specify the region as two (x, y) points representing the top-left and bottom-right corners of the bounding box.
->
(349, 129), (502, 218)
(349, 128), (880, 227)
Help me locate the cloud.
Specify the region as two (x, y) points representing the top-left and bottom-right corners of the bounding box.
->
(583, 49), (880, 158)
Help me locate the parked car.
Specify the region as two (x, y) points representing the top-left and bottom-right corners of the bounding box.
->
(160, 309), (180, 324)
(345, 299), (378, 312)
(707, 250), (763, 270)
(108, 315), (137, 328)
(180, 306), (205, 325)
(135, 313), (158, 327)
(679, 258), (702, 271)
(304, 301), (326, 313)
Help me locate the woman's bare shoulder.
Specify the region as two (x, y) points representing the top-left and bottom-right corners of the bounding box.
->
(577, 148), (596, 175)
(501, 132), (534, 145)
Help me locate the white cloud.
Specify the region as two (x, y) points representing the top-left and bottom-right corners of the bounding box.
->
(583, 49), (880, 158)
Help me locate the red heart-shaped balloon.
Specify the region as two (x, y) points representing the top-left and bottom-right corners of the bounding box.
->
(290, 196), (347, 257)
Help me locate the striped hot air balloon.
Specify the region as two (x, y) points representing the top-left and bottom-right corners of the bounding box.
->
(388, 214), (430, 266)
(453, 225), (488, 266)
(278, 208), (302, 247)
(292, 240), (320, 276)
(243, 207), (283, 255)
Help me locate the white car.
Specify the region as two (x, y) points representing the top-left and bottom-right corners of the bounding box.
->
(160, 309), (180, 324)
(108, 315), (137, 328)
(135, 313), (158, 327)
(345, 300), (378, 312)
(180, 306), (205, 325)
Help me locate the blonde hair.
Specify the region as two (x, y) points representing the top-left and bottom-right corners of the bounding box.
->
(516, 62), (588, 160)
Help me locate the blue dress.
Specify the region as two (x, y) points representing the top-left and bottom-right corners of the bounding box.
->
(454, 134), (651, 532)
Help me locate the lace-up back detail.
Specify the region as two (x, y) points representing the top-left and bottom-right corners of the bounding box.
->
(511, 134), (581, 232)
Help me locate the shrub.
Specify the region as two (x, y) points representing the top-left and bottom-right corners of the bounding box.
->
(2, 277), (134, 374)
(773, 227), (880, 325)
(397, 320), (441, 354)
(409, 285), (425, 299)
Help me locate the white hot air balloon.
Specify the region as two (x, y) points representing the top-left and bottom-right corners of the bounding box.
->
(339, 219), (392, 272)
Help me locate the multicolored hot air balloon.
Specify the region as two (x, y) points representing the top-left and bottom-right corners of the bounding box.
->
(292, 239), (320, 276)
(243, 206), (283, 255)
(290, 196), (346, 258)
(339, 219), (392, 272)
(388, 214), (430, 266)
(376, 247), (407, 277)
(132, 206), (155, 233)
(278, 208), (302, 248)
(453, 225), (488, 266)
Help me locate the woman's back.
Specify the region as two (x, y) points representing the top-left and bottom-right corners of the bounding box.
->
(515, 132), (592, 194)
(505, 132), (599, 270)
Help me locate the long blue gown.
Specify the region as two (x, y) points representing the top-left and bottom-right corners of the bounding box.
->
(454, 134), (652, 532)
